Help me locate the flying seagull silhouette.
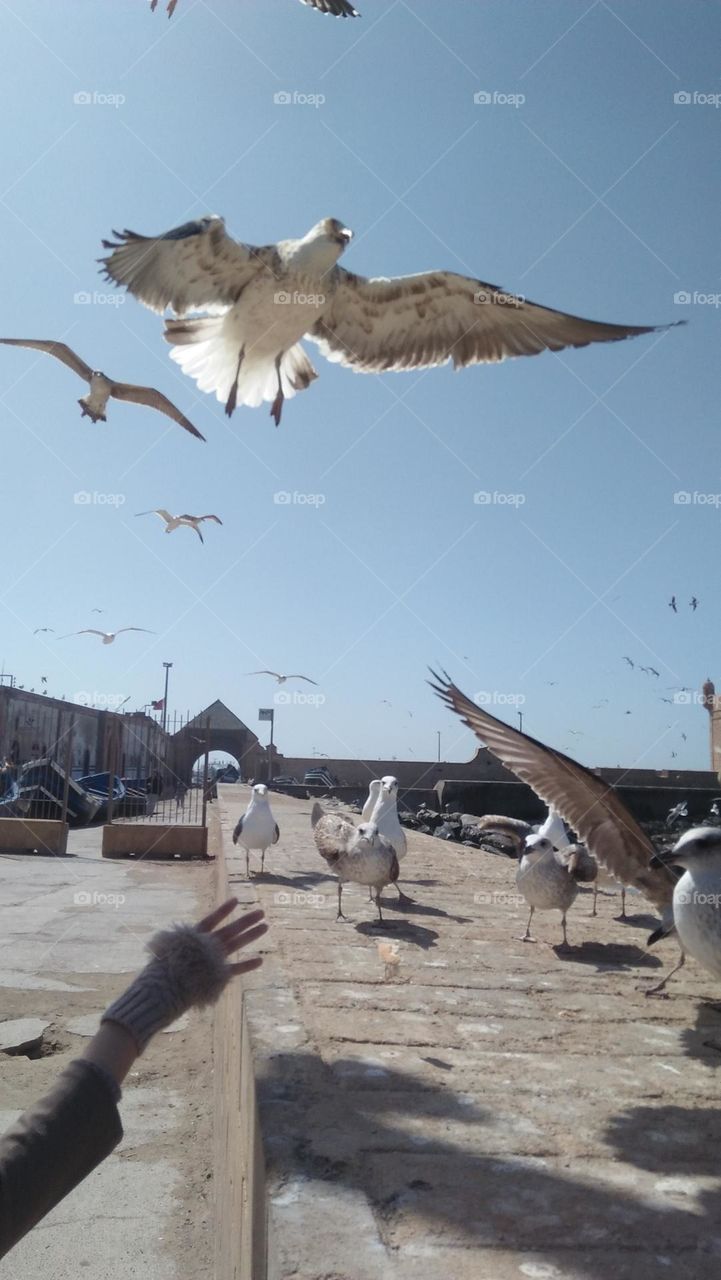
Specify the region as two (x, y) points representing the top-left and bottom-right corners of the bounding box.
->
(59, 628), (155, 645)
(0, 340), (204, 439)
(100, 214), (680, 425)
(246, 670), (318, 685)
(137, 509), (223, 543)
(669, 596), (678, 613)
(151, 0), (359, 16)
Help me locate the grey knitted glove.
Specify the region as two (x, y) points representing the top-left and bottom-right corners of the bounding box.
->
(101, 923), (230, 1053)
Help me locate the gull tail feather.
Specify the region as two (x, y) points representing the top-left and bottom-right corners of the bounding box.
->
(165, 318), (317, 409)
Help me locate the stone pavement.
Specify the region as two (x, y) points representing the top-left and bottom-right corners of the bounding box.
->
(0, 826), (214, 1280)
(220, 784), (721, 1280)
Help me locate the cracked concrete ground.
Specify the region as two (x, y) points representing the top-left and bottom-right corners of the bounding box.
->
(0, 827), (216, 1279)
(221, 784), (721, 1280)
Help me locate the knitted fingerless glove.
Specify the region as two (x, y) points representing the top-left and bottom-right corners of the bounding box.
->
(101, 923), (230, 1053)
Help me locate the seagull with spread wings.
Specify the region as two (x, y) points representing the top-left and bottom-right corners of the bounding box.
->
(137, 509), (223, 543)
(0, 340), (204, 439)
(59, 628), (155, 645)
(100, 215), (679, 426)
(246, 670), (318, 685)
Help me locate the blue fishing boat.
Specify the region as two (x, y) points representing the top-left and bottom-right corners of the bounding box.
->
(18, 759), (102, 826)
(78, 772), (126, 822)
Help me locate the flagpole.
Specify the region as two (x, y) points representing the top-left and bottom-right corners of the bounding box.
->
(162, 662), (173, 732)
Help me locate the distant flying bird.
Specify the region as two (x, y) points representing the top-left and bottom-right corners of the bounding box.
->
(151, 0), (359, 16)
(660, 697), (673, 705)
(622, 657), (634, 668)
(669, 596), (678, 613)
(546, 681), (559, 687)
(100, 214), (679, 425)
(681, 733), (687, 742)
(33, 627), (54, 635)
(246, 670), (318, 685)
(0, 340), (204, 439)
(690, 596), (699, 611)
(91, 609), (105, 614)
(59, 627), (155, 645)
(136, 509), (223, 543)
(640, 666), (660, 678)
(41, 676), (47, 684)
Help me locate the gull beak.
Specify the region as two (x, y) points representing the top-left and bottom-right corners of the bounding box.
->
(338, 226), (353, 246)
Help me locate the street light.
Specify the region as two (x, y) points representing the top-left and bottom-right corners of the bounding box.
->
(162, 662), (173, 733)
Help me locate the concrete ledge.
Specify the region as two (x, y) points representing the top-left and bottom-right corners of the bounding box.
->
(0, 817), (68, 855)
(101, 823), (208, 859)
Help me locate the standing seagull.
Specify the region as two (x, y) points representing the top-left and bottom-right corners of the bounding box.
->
(100, 214), (679, 426)
(232, 784), (279, 877)
(370, 776), (409, 900)
(0, 340), (204, 439)
(137, 509), (223, 543)
(650, 829), (721, 984)
(246, 670), (318, 685)
(311, 804), (398, 923)
(58, 627), (155, 645)
(516, 834), (597, 949)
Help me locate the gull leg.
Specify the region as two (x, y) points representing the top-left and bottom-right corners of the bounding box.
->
(591, 884), (598, 917)
(375, 889), (384, 923)
(261, 849), (265, 874)
(645, 950), (686, 997)
(336, 882), (349, 922)
(520, 905), (535, 942)
(270, 353), (285, 426)
(618, 887), (627, 919)
(245, 847), (250, 879)
(225, 345), (245, 418)
(556, 912), (572, 952)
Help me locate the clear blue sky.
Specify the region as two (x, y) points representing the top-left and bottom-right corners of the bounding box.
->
(0, 0), (718, 770)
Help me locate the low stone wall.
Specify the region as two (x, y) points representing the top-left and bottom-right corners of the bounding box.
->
(0, 817), (68, 854)
(101, 823), (208, 859)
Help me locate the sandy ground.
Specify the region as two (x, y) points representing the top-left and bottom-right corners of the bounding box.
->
(0, 815), (222, 1279)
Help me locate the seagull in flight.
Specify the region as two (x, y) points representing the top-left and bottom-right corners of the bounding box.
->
(151, 0), (359, 16)
(246, 670), (318, 685)
(100, 215), (679, 426)
(0, 340), (204, 439)
(690, 596), (699, 611)
(136, 509), (223, 543)
(59, 627), (155, 645)
(622, 656), (635, 668)
(669, 596), (678, 613)
(33, 627), (54, 635)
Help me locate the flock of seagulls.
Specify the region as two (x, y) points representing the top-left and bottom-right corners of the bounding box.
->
(669, 595), (700, 614)
(151, 0), (361, 18)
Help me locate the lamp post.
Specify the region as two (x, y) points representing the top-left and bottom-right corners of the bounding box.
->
(162, 662), (173, 733)
(518, 710), (523, 733)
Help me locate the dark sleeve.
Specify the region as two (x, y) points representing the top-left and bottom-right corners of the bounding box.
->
(0, 1059), (123, 1259)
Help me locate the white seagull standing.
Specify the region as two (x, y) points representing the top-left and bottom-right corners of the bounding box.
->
(0, 339), (204, 439)
(537, 804), (626, 918)
(650, 828), (721, 984)
(136, 509), (223, 543)
(361, 779), (381, 823)
(99, 215), (679, 426)
(311, 804), (398, 923)
(232, 783), (280, 877)
(370, 776), (409, 900)
(58, 627), (155, 645)
(246, 670), (318, 685)
(516, 834), (597, 949)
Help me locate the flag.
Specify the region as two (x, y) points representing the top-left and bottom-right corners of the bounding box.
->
(258, 708), (274, 722)
(152, 698), (165, 711)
